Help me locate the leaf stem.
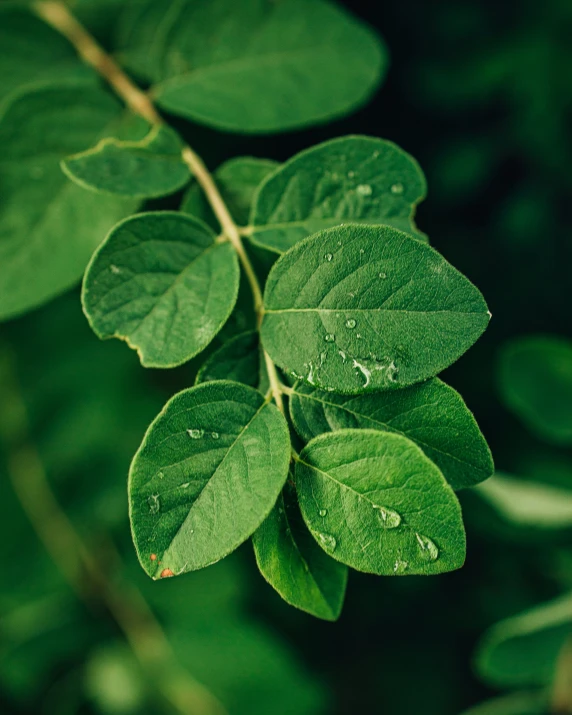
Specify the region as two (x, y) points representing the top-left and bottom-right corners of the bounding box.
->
(0, 350), (227, 715)
(32, 0), (286, 412)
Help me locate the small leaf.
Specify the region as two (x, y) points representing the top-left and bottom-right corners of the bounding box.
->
(182, 156), (279, 229)
(119, 0), (387, 133)
(295, 429), (466, 575)
(195, 331), (268, 392)
(477, 474), (572, 529)
(261, 224), (490, 394)
(476, 592), (572, 687)
(498, 336), (572, 445)
(82, 212), (239, 367)
(250, 135), (427, 253)
(290, 378), (493, 490)
(129, 381), (291, 577)
(0, 85), (138, 321)
(253, 485), (348, 621)
(62, 124), (191, 198)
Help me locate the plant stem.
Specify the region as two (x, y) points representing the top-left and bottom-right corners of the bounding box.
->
(32, 0), (286, 412)
(0, 350), (226, 715)
(552, 637), (572, 714)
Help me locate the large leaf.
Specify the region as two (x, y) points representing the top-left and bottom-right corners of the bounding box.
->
(0, 6), (94, 107)
(129, 381), (291, 577)
(253, 485), (348, 620)
(261, 224), (490, 394)
(118, 0), (387, 133)
(290, 378), (493, 490)
(82, 212), (240, 367)
(295, 430), (466, 575)
(0, 85), (137, 321)
(477, 473), (572, 529)
(182, 156), (279, 229)
(498, 336), (572, 445)
(249, 136), (427, 253)
(62, 124), (191, 199)
(476, 592), (572, 687)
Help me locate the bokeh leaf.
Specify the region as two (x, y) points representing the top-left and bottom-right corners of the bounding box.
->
(129, 381), (291, 577)
(295, 429), (466, 575)
(261, 224), (490, 394)
(250, 135), (427, 253)
(83, 212), (240, 367)
(290, 378), (493, 490)
(118, 0), (387, 133)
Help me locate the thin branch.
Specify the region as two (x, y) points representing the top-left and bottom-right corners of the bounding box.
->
(32, 0), (287, 412)
(0, 351), (226, 715)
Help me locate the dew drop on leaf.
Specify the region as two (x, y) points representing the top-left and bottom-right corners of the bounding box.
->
(391, 182), (404, 195)
(393, 559), (409, 574)
(379, 272), (387, 279)
(325, 333), (335, 342)
(211, 431), (220, 439)
(356, 184), (372, 196)
(187, 428), (204, 439)
(345, 319), (356, 329)
(319, 509), (328, 517)
(318, 533), (337, 552)
(324, 253), (333, 262)
(415, 533), (439, 562)
(374, 505), (402, 528)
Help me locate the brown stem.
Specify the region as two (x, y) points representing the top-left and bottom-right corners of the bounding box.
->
(552, 636), (572, 714)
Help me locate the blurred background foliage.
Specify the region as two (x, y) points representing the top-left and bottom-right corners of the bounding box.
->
(1, 0), (572, 713)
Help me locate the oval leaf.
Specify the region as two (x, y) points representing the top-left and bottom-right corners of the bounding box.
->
(120, 0), (387, 133)
(261, 224), (490, 394)
(82, 212), (240, 367)
(62, 124), (191, 199)
(0, 85), (137, 321)
(295, 429), (466, 575)
(498, 335), (572, 445)
(253, 485), (348, 621)
(182, 156), (279, 229)
(290, 378), (493, 490)
(250, 135), (427, 253)
(129, 381), (291, 577)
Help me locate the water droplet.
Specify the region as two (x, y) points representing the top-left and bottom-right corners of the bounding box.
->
(338, 350), (347, 362)
(356, 184), (372, 196)
(393, 559), (409, 574)
(374, 506), (402, 528)
(148, 494), (160, 515)
(319, 509), (327, 517)
(379, 272), (387, 279)
(324, 253), (333, 262)
(415, 533), (439, 562)
(211, 432), (220, 439)
(181, 482), (190, 489)
(318, 533), (336, 552)
(307, 362), (315, 385)
(110, 264), (121, 275)
(187, 428), (204, 439)
(391, 182), (404, 195)
(352, 359), (371, 388)
(325, 333), (335, 342)
(346, 319), (356, 329)
(157, 471), (165, 479)
(348, 170), (355, 178)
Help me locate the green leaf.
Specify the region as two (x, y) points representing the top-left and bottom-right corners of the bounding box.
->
(253, 484), (348, 621)
(476, 592), (572, 687)
(0, 6), (94, 108)
(261, 224), (490, 394)
(478, 473), (572, 529)
(498, 336), (572, 445)
(249, 136), (427, 253)
(196, 331), (269, 392)
(182, 156), (279, 229)
(0, 85), (138, 321)
(62, 124), (191, 198)
(118, 0), (387, 133)
(290, 378), (493, 490)
(129, 381), (291, 577)
(295, 429), (466, 575)
(459, 692), (548, 715)
(82, 212), (240, 368)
